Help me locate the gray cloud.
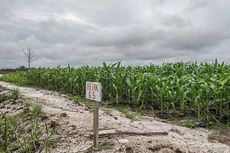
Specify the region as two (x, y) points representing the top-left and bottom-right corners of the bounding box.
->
(0, 0), (230, 68)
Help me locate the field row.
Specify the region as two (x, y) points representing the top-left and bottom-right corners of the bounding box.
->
(1, 61), (230, 126)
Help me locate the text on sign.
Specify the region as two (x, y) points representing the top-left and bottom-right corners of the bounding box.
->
(86, 82), (102, 102)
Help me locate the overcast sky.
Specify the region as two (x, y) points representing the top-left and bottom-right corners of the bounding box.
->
(0, 0), (230, 68)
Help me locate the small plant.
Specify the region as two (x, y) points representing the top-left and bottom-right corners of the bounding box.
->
(208, 123), (230, 145)
(116, 105), (142, 120)
(99, 141), (114, 150)
(42, 123), (59, 153)
(2, 118), (10, 152)
(25, 101), (43, 117)
(9, 88), (21, 100)
(0, 116), (17, 153)
(0, 100), (58, 152)
(31, 103), (43, 117)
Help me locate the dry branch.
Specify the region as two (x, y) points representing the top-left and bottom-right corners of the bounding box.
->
(88, 130), (168, 138)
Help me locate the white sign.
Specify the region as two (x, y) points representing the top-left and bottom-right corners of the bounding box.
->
(86, 82), (102, 102)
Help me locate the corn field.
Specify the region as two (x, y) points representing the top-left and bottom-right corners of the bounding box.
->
(1, 61), (230, 125)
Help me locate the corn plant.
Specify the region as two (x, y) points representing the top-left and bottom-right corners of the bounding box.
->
(1, 61), (230, 126)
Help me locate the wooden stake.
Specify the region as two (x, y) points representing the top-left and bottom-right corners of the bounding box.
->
(93, 101), (99, 149)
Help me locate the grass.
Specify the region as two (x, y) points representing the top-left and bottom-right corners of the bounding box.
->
(208, 123), (230, 145)
(8, 88), (21, 100)
(101, 108), (114, 114)
(115, 105), (143, 120)
(72, 95), (143, 120)
(72, 95), (95, 109)
(25, 100), (43, 117)
(0, 95), (59, 152)
(99, 141), (114, 150)
(174, 117), (230, 146)
(0, 72), (28, 86)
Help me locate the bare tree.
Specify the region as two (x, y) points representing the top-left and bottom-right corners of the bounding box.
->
(23, 47), (35, 69)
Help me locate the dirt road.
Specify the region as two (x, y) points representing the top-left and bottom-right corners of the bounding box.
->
(0, 80), (229, 153)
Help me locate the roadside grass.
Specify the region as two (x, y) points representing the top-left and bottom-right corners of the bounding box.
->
(0, 88), (21, 103)
(8, 88), (21, 100)
(72, 95), (94, 109)
(99, 141), (115, 150)
(72, 95), (143, 120)
(0, 95), (59, 152)
(169, 116), (210, 129)
(25, 100), (44, 117)
(0, 72), (28, 86)
(101, 107), (114, 114)
(84, 141), (115, 152)
(115, 105), (143, 120)
(168, 115), (230, 146)
(208, 123), (230, 145)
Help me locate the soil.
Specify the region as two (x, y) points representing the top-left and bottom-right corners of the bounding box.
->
(0, 79), (229, 153)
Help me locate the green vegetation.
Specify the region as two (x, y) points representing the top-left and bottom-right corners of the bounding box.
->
(0, 100), (59, 153)
(208, 123), (230, 145)
(0, 72), (28, 86)
(99, 141), (114, 150)
(73, 96), (142, 119)
(1, 61), (230, 126)
(72, 96), (94, 109)
(8, 88), (21, 100)
(115, 105), (142, 120)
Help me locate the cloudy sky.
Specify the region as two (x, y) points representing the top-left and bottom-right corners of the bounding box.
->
(0, 0), (230, 68)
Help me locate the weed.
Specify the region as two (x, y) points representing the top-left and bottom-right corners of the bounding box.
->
(0, 99), (57, 152)
(116, 105), (142, 120)
(99, 141), (114, 150)
(25, 101), (43, 117)
(72, 96), (94, 109)
(8, 88), (21, 100)
(42, 122), (60, 153)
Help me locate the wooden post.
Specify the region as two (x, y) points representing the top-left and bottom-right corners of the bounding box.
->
(86, 82), (102, 149)
(93, 101), (99, 149)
